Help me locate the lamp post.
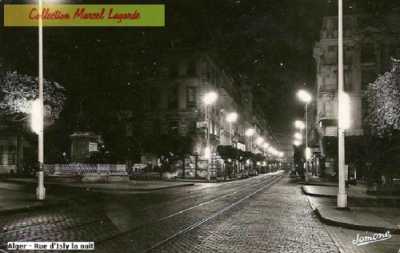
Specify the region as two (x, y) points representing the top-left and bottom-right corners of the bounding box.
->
(35, 0), (46, 200)
(297, 89), (312, 182)
(202, 91), (218, 181)
(337, 0), (352, 208)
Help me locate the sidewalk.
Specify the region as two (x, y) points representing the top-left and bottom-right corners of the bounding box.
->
(4, 178), (194, 192)
(302, 184), (400, 233)
(0, 182), (66, 214)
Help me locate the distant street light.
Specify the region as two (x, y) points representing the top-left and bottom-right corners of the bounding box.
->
(226, 112), (238, 146)
(293, 140), (302, 147)
(202, 91), (218, 106)
(297, 89), (312, 104)
(297, 89), (312, 182)
(245, 128), (255, 137)
(294, 132), (303, 140)
(202, 91), (218, 181)
(226, 112), (238, 123)
(294, 120), (306, 130)
(255, 137), (264, 146)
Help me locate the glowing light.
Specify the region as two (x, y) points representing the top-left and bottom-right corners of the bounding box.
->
(339, 92), (351, 130)
(202, 91), (218, 106)
(30, 99), (43, 135)
(245, 128), (255, 137)
(204, 146), (211, 159)
(297, 89), (312, 104)
(263, 142), (270, 149)
(293, 140), (302, 146)
(226, 112), (238, 123)
(294, 120), (305, 130)
(294, 132), (303, 140)
(305, 147), (312, 160)
(255, 137), (264, 146)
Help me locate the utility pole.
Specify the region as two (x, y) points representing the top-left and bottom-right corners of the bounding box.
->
(337, 0), (347, 208)
(36, 0), (46, 200)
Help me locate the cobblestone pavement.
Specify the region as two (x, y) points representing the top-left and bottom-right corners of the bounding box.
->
(4, 174), (393, 253)
(325, 224), (400, 253)
(0, 173), (281, 252)
(150, 177), (339, 253)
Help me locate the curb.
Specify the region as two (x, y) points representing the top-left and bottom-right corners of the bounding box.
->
(3, 179), (194, 193)
(314, 207), (400, 234)
(84, 183), (195, 192)
(301, 186), (337, 198)
(301, 185), (400, 206)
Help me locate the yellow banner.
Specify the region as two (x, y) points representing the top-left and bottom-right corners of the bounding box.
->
(4, 4), (165, 27)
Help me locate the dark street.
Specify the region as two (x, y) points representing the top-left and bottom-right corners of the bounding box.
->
(2, 173), (398, 253)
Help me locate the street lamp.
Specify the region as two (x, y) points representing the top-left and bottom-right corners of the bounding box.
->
(337, 0), (352, 208)
(297, 89), (312, 104)
(293, 140), (302, 147)
(294, 132), (303, 140)
(226, 112), (238, 145)
(202, 91), (218, 181)
(35, 0), (46, 200)
(245, 128), (255, 152)
(297, 89), (312, 182)
(202, 91), (218, 106)
(294, 120), (305, 130)
(255, 137), (264, 146)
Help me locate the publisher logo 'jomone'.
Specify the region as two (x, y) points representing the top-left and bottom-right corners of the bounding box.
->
(4, 4), (165, 26)
(352, 231), (392, 246)
(7, 242), (95, 251)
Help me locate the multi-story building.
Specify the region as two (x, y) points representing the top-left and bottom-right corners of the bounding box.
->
(139, 49), (273, 178)
(313, 14), (400, 176)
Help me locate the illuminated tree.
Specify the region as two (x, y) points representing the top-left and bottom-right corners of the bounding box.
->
(0, 71), (66, 126)
(365, 58), (400, 137)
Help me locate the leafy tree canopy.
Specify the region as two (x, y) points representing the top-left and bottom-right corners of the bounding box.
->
(0, 71), (66, 127)
(365, 58), (400, 137)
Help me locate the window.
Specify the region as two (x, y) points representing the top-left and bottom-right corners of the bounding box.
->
(186, 87), (197, 108)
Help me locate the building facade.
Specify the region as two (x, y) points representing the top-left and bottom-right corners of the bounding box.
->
(313, 14), (400, 176)
(139, 50), (274, 178)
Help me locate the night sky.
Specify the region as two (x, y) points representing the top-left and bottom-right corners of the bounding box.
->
(1, 0), (399, 152)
